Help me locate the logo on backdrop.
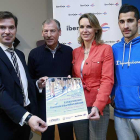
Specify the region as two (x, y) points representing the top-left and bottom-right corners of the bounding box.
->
(66, 5), (70, 8)
(67, 25), (79, 31)
(67, 24), (110, 32)
(103, 12), (107, 15)
(80, 4), (95, 7)
(68, 12), (107, 16)
(56, 5), (71, 8)
(93, 12), (107, 15)
(101, 23), (110, 32)
(68, 13), (81, 16)
(90, 4), (95, 7)
(61, 42), (72, 45)
(104, 3), (119, 6)
(104, 40), (120, 44)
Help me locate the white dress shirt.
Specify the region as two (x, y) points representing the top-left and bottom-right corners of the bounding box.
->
(0, 43), (30, 126)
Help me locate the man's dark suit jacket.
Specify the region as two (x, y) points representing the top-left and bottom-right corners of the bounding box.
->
(0, 47), (37, 139)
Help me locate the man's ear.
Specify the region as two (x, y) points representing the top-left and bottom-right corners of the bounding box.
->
(59, 29), (61, 36)
(42, 31), (43, 37)
(138, 19), (140, 27)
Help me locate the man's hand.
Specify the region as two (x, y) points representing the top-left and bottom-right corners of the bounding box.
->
(37, 76), (48, 89)
(68, 75), (71, 78)
(88, 107), (100, 120)
(28, 116), (48, 133)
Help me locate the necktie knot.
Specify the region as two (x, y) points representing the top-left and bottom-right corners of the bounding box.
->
(7, 48), (14, 53)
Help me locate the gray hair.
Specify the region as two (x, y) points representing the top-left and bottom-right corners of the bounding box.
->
(42, 19), (61, 30)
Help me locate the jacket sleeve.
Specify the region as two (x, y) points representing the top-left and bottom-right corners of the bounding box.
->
(93, 45), (114, 115)
(72, 50), (76, 77)
(0, 78), (27, 124)
(28, 51), (38, 84)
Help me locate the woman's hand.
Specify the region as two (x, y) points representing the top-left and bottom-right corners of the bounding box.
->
(88, 107), (100, 120)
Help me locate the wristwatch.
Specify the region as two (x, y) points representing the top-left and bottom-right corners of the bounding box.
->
(25, 114), (32, 124)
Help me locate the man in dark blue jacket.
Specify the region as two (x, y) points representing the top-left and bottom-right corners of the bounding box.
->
(28, 19), (74, 140)
(0, 11), (47, 140)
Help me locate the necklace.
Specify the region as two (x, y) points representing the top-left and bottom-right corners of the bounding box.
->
(84, 51), (89, 54)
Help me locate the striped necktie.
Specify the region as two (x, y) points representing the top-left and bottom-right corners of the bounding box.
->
(7, 48), (25, 103)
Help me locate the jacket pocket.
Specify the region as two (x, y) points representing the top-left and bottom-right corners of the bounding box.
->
(91, 58), (103, 74)
(115, 85), (140, 111)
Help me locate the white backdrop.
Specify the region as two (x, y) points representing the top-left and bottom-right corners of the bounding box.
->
(53, 0), (122, 49)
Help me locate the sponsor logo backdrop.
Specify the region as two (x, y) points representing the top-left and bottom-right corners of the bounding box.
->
(53, 0), (122, 49)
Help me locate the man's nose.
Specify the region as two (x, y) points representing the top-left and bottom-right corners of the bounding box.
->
(124, 22), (129, 28)
(5, 28), (10, 34)
(47, 31), (51, 37)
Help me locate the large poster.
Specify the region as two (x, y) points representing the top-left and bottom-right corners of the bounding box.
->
(46, 77), (88, 126)
(53, 0), (122, 49)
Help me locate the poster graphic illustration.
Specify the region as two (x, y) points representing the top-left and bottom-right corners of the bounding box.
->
(46, 77), (88, 126)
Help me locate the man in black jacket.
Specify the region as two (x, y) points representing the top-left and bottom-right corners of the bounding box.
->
(28, 19), (74, 140)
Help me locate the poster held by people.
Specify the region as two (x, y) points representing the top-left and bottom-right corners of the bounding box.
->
(45, 77), (88, 126)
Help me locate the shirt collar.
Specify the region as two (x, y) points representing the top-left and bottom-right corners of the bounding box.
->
(0, 43), (14, 52)
(46, 43), (59, 50)
(45, 43), (60, 53)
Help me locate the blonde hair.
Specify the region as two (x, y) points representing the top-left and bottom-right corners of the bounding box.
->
(78, 13), (103, 45)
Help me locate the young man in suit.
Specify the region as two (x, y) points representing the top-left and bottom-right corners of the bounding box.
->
(0, 11), (47, 140)
(28, 19), (74, 140)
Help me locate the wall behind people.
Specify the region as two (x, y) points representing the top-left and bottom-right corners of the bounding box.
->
(53, 0), (122, 49)
(0, 0), (53, 60)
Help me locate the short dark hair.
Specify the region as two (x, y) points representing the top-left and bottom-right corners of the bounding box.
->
(119, 4), (140, 21)
(0, 11), (18, 28)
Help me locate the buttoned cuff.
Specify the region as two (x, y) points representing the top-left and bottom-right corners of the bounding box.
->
(19, 112), (30, 126)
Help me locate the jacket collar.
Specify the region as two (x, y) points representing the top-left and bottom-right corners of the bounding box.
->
(0, 47), (22, 88)
(44, 42), (63, 52)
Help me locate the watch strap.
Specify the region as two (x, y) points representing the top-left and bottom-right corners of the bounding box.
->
(25, 114), (32, 124)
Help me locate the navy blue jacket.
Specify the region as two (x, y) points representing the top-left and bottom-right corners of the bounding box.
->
(0, 47), (37, 137)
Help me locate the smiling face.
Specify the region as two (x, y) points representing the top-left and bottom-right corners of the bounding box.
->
(79, 18), (96, 44)
(0, 18), (17, 47)
(42, 21), (61, 50)
(119, 12), (138, 43)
